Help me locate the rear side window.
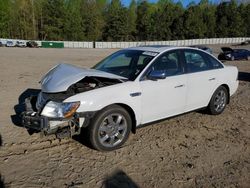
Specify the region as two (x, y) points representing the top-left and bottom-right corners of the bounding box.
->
(184, 49), (223, 73)
(208, 56), (223, 69)
(184, 50), (212, 73)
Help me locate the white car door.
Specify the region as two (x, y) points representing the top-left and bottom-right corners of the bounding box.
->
(183, 49), (222, 111)
(140, 50), (187, 124)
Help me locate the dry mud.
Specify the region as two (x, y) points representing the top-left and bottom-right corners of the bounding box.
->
(0, 45), (249, 188)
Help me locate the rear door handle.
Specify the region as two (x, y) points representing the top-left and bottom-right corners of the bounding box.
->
(209, 78), (216, 81)
(174, 84), (184, 88)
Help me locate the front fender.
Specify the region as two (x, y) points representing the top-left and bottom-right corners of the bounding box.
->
(63, 81), (142, 126)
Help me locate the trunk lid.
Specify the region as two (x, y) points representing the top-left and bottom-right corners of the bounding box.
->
(221, 47), (233, 52)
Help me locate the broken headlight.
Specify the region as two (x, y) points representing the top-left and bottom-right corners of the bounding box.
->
(41, 101), (80, 118)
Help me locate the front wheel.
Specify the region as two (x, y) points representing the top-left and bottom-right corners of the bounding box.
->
(207, 86), (228, 115)
(88, 105), (132, 151)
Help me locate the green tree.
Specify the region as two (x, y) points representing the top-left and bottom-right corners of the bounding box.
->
(216, 1), (244, 37)
(198, 1), (216, 38)
(127, 0), (137, 40)
(41, 0), (65, 40)
(0, 0), (11, 38)
(103, 0), (128, 41)
(216, 2), (228, 37)
(7, 0), (33, 39)
(0, 0), (248, 41)
(183, 5), (207, 39)
(83, 0), (105, 41)
(170, 2), (185, 40)
(227, 1), (244, 37)
(151, 1), (173, 40)
(136, 1), (155, 41)
(244, 4), (250, 35)
(64, 0), (84, 41)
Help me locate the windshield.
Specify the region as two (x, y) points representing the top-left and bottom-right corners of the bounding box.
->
(93, 50), (157, 81)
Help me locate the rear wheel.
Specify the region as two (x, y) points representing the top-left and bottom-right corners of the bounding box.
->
(207, 86), (228, 115)
(88, 105), (132, 151)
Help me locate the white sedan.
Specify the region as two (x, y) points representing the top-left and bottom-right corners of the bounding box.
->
(22, 46), (239, 151)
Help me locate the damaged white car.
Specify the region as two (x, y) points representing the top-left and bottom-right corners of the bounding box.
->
(22, 46), (238, 151)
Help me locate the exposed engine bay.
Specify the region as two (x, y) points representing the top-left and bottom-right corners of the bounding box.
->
(65, 76), (122, 98)
(36, 76), (123, 111)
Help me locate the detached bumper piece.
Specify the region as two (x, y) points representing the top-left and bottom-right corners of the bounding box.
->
(22, 111), (48, 131)
(21, 96), (80, 138)
(22, 96), (48, 131)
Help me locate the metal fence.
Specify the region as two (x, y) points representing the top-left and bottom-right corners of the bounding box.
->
(1, 37), (249, 49)
(95, 37), (250, 48)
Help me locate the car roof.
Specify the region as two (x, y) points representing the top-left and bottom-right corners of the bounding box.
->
(126, 45), (200, 53)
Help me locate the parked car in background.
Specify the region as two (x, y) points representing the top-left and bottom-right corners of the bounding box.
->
(26, 41), (38, 48)
(0, 41), (3, 47)
(218, 47), (250, 61)
(6, 41), (15, 47)
(241, 40), (250, 45)
(190, 45), (213, 54)
(21, 46), (238, 151)
(16, 41), (26, 47)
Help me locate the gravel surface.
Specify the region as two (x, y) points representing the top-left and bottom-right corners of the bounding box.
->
(0, 45), (249, 188)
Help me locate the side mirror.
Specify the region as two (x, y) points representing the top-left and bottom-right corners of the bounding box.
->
(147, 70), (167, 80)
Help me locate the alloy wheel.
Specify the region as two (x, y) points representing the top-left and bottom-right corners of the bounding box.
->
(214, 90), (227, 113)
(98, 113), (128, 148)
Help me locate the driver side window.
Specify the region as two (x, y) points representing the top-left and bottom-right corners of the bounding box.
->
(151, 50), (183, 76)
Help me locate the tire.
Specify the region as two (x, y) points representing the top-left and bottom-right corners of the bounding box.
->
(207, 86), (228, 115)
(246, 56), (249, 61)
(88, 105), (132, 151)
(231, 56), (235, 61)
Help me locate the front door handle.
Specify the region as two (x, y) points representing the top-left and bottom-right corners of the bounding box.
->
(209, 78), (216, 81)
(130, 92), (141, 97)
(174, 84), (184, 88)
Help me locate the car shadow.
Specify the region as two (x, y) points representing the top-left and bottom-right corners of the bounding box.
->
(102, 169), (139, 188)
(0, 134), (2, 146)
(0, 134), (6, 188)
(10, 88), (40, 127)
(238, 72), (250, 82)
(0, 172), (3, 188)
(73, 129), (94, 150)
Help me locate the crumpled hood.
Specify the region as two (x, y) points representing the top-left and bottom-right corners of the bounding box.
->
(40, 63), (126, 93)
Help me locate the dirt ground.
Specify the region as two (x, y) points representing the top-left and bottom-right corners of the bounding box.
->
(0, 45), (249, 188)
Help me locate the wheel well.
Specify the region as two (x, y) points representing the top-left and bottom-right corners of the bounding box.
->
(221, 84), (230, 104)
(115, 103), (137, 134)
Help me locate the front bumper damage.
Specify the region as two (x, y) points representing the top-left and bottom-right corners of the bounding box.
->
(21, 96), (94, 138)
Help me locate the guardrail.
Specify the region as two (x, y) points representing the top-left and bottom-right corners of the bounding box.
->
(0, 37), (249, 49)
(95, 38), (250, 48)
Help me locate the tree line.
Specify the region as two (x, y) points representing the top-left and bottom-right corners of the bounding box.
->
(0, 0), (249, 41)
